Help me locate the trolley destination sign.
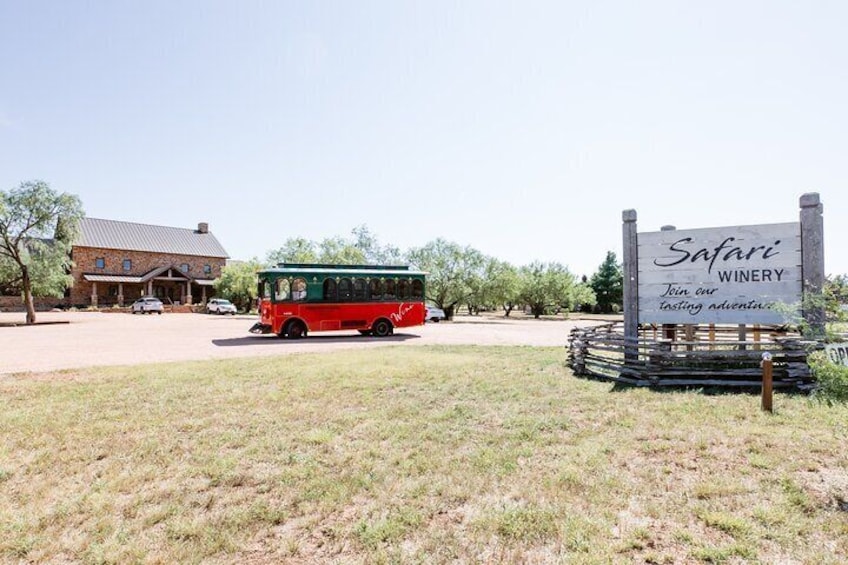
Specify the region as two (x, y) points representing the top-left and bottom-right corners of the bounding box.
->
(637, 222), (802, 324)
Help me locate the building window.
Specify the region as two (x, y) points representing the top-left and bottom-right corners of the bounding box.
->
(95, 257), (105, 269)
(203, 265), (212, 275)
(123, 259), (132, 271)
(180, 264), (189, 273)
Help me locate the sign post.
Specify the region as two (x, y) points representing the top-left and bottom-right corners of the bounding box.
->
(622, 209), (639, 364)
(800, 193), (825, 338)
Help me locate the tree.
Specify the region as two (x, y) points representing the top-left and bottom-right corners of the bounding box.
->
(479, 259), (521, 316)
(351, 225), (404, 264)
(213, 259), (263, 313)
(572, 281), (598, 314)
(266, 226), (403, 267)
(266, 237), (318, 266)
(0, 181), (83, 324)
(317, 235), (367, 265)
(519, 261), (578, 318)
(589, 251), (623, 314)
(825, 274), (848, 306)
(407, 239), (485, 319)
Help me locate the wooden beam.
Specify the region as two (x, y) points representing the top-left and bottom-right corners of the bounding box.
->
(622, 209), (639, 363)
(800, 192), (825, 337)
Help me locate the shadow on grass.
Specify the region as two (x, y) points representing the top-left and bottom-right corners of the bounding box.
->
(607, 381), (811, 397)
(212, 333), (422, 347)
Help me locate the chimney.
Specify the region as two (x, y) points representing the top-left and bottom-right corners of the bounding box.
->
(198, 222), (209, 234)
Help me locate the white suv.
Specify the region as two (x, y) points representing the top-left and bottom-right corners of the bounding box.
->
(207, 298), (237, 315)
(132, 296), (164, 314)
(426, 305), (446, 322)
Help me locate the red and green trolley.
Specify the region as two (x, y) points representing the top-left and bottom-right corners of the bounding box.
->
(250, 263), (427, 338)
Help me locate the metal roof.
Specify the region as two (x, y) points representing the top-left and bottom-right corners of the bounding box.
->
(83, 266), (218, 285)
(76, 217), (229, 258)
(83, 274), (145, 283)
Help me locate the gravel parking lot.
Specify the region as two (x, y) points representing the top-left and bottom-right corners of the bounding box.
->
(0, 311), (599, 375)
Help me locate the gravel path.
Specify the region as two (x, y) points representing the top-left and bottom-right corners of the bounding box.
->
(0, 311), (600, 375)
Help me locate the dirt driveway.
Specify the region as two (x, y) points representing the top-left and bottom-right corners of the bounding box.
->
(0, 312), (603, 375)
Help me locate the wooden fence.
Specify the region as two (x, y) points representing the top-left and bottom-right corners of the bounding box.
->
(568, 322), (820, 389)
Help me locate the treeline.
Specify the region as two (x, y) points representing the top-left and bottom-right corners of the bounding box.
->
(216, 226), (625, 318)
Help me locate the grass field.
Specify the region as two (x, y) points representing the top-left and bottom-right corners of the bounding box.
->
(2, 346), (847, 563)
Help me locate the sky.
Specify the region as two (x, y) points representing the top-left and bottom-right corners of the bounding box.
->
(1, 1), (846, 278)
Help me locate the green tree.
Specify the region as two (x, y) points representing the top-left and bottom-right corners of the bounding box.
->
(266, 226), (403, 267)
(480, 259), (522, 316)
(572, 280), (598, 313)
(519, 261), (578, 318)
(317, 235), (367, 264)
(351, 225), (404, 264)
(0, 181), (83, 324)
(589, 251), (623, 314)
(408, 239), (484, 320)
(461, 249), (488, 315)
(266, 237), (318, 266)
(825, 274), (848, 319)
(213, 259), (263, 313)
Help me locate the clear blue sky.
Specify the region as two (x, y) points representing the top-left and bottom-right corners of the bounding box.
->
(1, 1), (846, 277)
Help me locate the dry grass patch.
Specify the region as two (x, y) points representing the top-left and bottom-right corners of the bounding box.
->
(1, 345), (847, 563)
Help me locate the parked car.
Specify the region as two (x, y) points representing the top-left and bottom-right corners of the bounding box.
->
(425, 305), (446, 322)
(207, 298), (237, 315)
(132, 296), (164, 314)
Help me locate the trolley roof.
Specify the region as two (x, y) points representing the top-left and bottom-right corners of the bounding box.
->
(260, 263), (427, 277)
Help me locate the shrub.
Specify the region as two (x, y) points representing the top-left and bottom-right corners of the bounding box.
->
(808, 351), (848, 405)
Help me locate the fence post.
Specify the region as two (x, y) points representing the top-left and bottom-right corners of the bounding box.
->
(622, 209), (639, 364)
(761, 352), (773, 413)
(660, 226), (678, 344)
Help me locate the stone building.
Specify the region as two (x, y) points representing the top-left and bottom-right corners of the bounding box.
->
(70, 218), (229, 307)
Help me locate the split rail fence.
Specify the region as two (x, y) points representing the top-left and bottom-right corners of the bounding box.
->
(568, 322), (819, 389)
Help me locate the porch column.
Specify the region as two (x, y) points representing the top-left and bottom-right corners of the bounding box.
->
(118, 283), (124, 306)
(185, 281), (192, 305)
(201, 285), (207, 304)
(91, 282), (98, 307)
(147, 281), (153, 295)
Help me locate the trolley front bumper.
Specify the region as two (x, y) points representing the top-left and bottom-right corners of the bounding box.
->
(249, 322), (272, 335)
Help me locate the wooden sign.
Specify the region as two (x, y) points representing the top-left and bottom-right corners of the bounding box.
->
(825, 343), (848, 366)
(637, 222), (802, 324)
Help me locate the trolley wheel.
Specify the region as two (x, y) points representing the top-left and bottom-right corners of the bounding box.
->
(371, 319), (393, 338)
(286, 320), (307, 339)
